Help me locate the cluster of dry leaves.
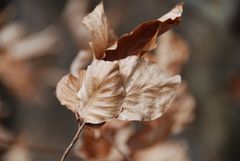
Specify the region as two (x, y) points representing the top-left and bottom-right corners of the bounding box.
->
(56, 2), (196, 161)
(0, 4), (63, 161)
(57, 1), (182, 124)
(0, 22), (61, 104)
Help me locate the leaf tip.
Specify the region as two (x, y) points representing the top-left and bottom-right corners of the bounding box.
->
(174, 75), (182, 84)
(173, 2), (184, 16)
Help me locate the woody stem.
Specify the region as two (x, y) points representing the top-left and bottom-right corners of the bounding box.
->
(60, 121), (85, 161)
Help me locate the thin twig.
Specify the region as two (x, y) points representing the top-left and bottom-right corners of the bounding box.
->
(60, 121), (86, 161)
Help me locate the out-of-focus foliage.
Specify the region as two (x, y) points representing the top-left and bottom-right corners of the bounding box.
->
(0, 0), (239, 161)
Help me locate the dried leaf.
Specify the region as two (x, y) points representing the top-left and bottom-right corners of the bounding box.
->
(0, 54), (41, 102)
(155, 30), (189, 75)
(63, 0), (89, 48)
(3, 144), (32, 161)
(117, 56), (181, 121)
(82, 2), (117, 59)
(76, 60), (125, 124)
(6, 26), (60, 60)
(104, 20), (160, 61)
(75, 120), (127, 161)
(70, 50), (93, 77)
(114, 126), (133, 156)
(126, 82), (195, 151)
(56, 71), (85, 112)
(102, 119), (129, 130)
(76, 121), (132, 161)
(76, 128), (112, 160)
(127, 120), (172, 150)
(0, 23), (26, 49)
(165, 82), (195, 134)
(157, 2), (184, 35)
(57, 2), (184, 125)
(133, 141), (190, 161)
(128, 84), (195, 149)
(103, 2), (183, 61)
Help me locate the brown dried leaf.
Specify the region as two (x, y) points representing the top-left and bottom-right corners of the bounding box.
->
(155, 30), (189, 75)
(76, 60), (125, 124)
(126, 83), (195, 151)
(104, 20), (160, 61)
(117, 56), (181, 121)
(165, 82), (195, 134)
(129, 84), (195, 149)
(76, 121), (132, 161)
(63, 0), (89, 48)
(70, 50), (93, 77)
(82, 2), (117, 59)
(0, 54), (41, 102)
(3, 143), (32, 161)
(56, 71), (85, 112)
(133, 140), (190, 161)
(102, 118), (129, 130)
(76, 128), (112, 160)
(0, 23), (26, 49)
(114, 125), (133, 156)
(157, 2), (184, 35)
(57, 2), (184, 125)
(6, 26), (60, 60)
(103, 2), (183, 61)
(126, 119), (172, 151)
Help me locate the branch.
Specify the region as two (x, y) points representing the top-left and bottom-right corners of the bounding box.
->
(60, 121), (86, 161)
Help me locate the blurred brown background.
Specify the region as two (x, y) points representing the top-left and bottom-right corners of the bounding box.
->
(0, 0), (240, 161)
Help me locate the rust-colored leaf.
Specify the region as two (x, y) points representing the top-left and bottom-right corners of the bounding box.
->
(157, 2), (184, 35)
(104, 20), (160, 61)
(103, 2), (184, 61)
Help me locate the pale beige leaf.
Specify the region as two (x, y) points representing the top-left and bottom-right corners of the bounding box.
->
(0, 22), (26, 48)
(117, 56), (181, 121)
(3, 143), (32, 161)
(63, 0), (89, 48)
(133, 141), (190, 161)
(56, 71), (85, 112)
(82, 2), (117, 59)
(102, 118), (129, 130)
(77, 60), (125, 124)
(167, 82), (196, 134)
(114, 126), (133, 156)
(70, 50), (93, 77)
(155, 30), (189, 75)
(7, 26), (60, 60)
